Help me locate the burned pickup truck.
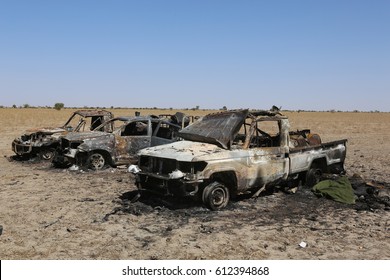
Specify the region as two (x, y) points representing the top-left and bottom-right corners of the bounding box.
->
(133, 109), (347, 210)
(60, 115), (182, 170)
(12, 110), (113, 160)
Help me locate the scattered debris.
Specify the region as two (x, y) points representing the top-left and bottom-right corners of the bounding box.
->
(348, 174), (390, 211)
(68, 164), (80, 171)
(199, 224), (213, 234)
(128, 165), (141, 174)
(78, 198), (96, 202)
(299, 241), (307, 248)
(43, 216), (63, 229)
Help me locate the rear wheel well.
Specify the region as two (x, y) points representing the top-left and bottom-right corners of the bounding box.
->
(310, 157), (327, 171)
(303, 158), (327, 188)
(310, 157), (345, 174)
(328, 162), (345, 174)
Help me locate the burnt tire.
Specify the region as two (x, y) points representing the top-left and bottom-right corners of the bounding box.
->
(87, 152), (106, 170)
(39, 148), (57, 161)
(202, 181), (230, 210)
(305, 167), (322, 188)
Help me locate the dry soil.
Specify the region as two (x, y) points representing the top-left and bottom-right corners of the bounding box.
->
(0, 109), (389, 259)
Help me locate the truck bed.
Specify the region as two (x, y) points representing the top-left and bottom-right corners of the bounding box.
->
(289, 139), (347, 175)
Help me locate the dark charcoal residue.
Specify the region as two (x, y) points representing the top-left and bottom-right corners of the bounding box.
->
(103, 176), (389, 226)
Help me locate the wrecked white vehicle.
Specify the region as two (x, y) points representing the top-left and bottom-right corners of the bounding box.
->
(133, 110), (347, 210)
(12, 110), (113, 160)
(60, 116), (182, 170)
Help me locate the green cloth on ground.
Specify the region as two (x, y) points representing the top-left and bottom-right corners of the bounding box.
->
(312, 176), (356, 204)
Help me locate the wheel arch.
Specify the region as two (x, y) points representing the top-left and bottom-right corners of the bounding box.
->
(309, 157), (327, 172)
(303, 157), (327, 188)
(208, 170), (238, 196)
(88, 149), (114, 166)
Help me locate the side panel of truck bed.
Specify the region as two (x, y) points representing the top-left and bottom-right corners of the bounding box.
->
(289, 139), (347, 175)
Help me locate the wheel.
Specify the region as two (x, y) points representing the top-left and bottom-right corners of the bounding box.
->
(39, 148), (57, 161)
(202, 181), (230, 210)
(305, 167), (322, 188)
(87, 152), (106, 170)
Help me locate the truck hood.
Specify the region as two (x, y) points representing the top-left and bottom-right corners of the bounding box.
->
(23, 127), (66, 136)
(64, 131), (108, 141)
(138, 140), (226, 162)
(178, 110), (248, 149)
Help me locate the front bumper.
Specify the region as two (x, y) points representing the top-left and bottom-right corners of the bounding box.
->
(136, 172), (202, 197)
(12, 140), (32, 155)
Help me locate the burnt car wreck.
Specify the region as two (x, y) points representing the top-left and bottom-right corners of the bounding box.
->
(133, 109), (347, 210)
(60, 115), (183, 170)
(12, 110), (113, 160)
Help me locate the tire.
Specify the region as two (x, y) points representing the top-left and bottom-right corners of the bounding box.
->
(39, 148), (57, 161)
(87, 152), (106, 170)
(52, 155), (70, 168)
(305, 167), (322, 188)
(202, 181), (230, 210)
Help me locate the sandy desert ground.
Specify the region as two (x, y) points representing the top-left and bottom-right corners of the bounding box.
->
(0, 108), (389, 259)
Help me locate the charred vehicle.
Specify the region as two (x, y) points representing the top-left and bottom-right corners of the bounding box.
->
(158, 112), (199, 128)
(12, 110), (113, 160)
(60, 116), (182, 170)
(133, 109), (347, 210)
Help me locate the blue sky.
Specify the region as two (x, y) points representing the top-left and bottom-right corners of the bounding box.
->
(0, 0), (389, 111)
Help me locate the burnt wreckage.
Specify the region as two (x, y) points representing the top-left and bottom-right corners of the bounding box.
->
(60, 115), (183, 170)
(133, 109), (347, 210)
(12, 110), (113, 160)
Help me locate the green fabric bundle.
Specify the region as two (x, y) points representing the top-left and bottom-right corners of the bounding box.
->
(312, 176), (356, 204)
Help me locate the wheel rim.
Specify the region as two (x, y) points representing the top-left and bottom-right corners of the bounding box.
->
(89, 153), (105, 170)
(202, 182), (230, 210)
(313, 169), (322, 183)
(41, 149), (55, 160)
(210, 187), (227, 207)
(306, 168), (322, 187)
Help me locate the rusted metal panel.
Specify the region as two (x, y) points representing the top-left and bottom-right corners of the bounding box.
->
(61, 115), (182, 169)
(12, 109), (114, 159)
(178, 110), (248, 149)
(138, 141), (289, 188)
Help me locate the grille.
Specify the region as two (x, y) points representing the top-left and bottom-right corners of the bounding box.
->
(140, 156), (177, 175)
